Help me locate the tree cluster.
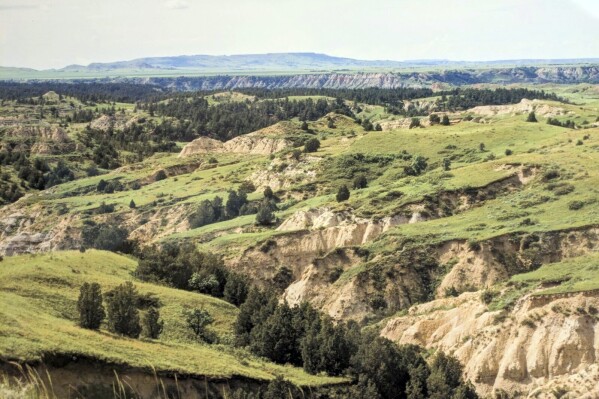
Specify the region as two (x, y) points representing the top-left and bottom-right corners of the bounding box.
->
(135, 243), (249, 306)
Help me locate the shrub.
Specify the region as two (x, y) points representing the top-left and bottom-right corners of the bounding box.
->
(304, 138), (320, 153)
(129, 199), (136, 209)
(480, 290), (495, 305)
(442, 158), (451, 171)
(568, 200), (584, 210)
(77, 282), (105, 330)
(272, 266), (294, 291)
(505, 149), (513, 156)
(336, 185), (350, 202)
(154, 170), (167, 181)
(409, 118), (421, 129)
(353, 175), (368, 189)
(142, 307), (163, 339)
(106, 282), (141, 338)
(255, 202), (276, 226)
(441, 115), (450, 126)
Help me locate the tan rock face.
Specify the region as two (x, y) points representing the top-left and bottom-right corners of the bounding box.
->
(468, 99), (571, 118)
(4, 125), (75, 155)
(179, 123), (295, 157)
(381, 292), (599, 398)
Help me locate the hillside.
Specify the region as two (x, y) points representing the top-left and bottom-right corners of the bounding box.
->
(0, 250), (344, 397)
(1, 83), (599, 398)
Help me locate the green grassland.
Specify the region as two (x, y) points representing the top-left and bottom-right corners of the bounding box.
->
(511, 252), (599, 295)
(0, 250), (344, 386)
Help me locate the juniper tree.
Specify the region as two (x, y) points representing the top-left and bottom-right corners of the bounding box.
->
(106, 281), (141, 338)
(142, 306), (163, 339)
(77, 282), (105, 330)
(336, 185), (350, 202)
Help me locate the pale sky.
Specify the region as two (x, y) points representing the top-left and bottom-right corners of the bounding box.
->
(1, 0), (599, 69)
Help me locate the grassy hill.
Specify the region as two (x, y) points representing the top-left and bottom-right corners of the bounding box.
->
(0, 250), (344, 388)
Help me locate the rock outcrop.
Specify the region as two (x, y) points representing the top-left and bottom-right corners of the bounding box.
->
(381, 291), (599, 398)
(179, 125), (294, 157)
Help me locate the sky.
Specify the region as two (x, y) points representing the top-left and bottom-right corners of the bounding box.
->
(1, 0), (599, 69)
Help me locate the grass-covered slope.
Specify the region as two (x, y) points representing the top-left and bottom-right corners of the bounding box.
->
(0, 250), (343, 386)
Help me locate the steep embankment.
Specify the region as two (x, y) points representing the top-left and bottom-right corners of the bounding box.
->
(381, 291), (599, 398)
(133, 66), (599, 90)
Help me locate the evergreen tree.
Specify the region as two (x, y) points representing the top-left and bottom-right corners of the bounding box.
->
(255, 203), (275, 226)
(234, 288), (277, 346)
(353, 175), (368, 189)
(129, 199), (136, 209)
(224, 272), (249, 306)
(336, 185), (350, 202)
(263, 377), (301, 399)
(441, 115), (450, 126)
(304, 138), (320, 153)
(77, 282), (105, 330)
(106, 282), (141, 338)
(142, 306), (163, 339)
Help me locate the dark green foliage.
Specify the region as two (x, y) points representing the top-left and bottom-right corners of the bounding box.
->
(239, 180), (256, 194)
(426, 352), (477, 399)
(441, 115), (450, 126)
(44, 160), (75, 188)
(301, 316), (352, 376)
(350, 338), (426, 399)
(255, 200), (276, 226)
(226, 190), (248, 218)
(375, 123), (383, 131)
(505, 149), (513, 156)
(234, 288), (278, 347)
(129, 199), (136, 209)
(405, 156), (428, 176)
(526, 111), (537, 123)
(442, 158), (451, 171)
(183, 307), (213, 341)
(362, 119), (374, 131)
(479, 143), (486, 152)
(188, 196), (224, 228)
(568, 200), (584, 210)
(82, 223), (130, 252)
(480, 290), (495, 304)
(336, 185), (350, 202)
(77, 282), (105, 330)
(304, 138), (321, 153)
(154, 170), (167, 181)
(409, 118), (421, 129)
(429, 114), (441, 125)
(547, 118), (576, 129)
(250, 302), (302, 364)
(135, 242), (223, 290)
(272, 266), (294, 292)
(142, 307), (163, 339)
(105, 282), (141, 338)
(353, 175), (368, 189)
(224, 273), (249, 306)
(144, 95), (351, 142)
(327, 118), (336, 128)
(263, 376), (302, 399)
(263, 186), (275, 200)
